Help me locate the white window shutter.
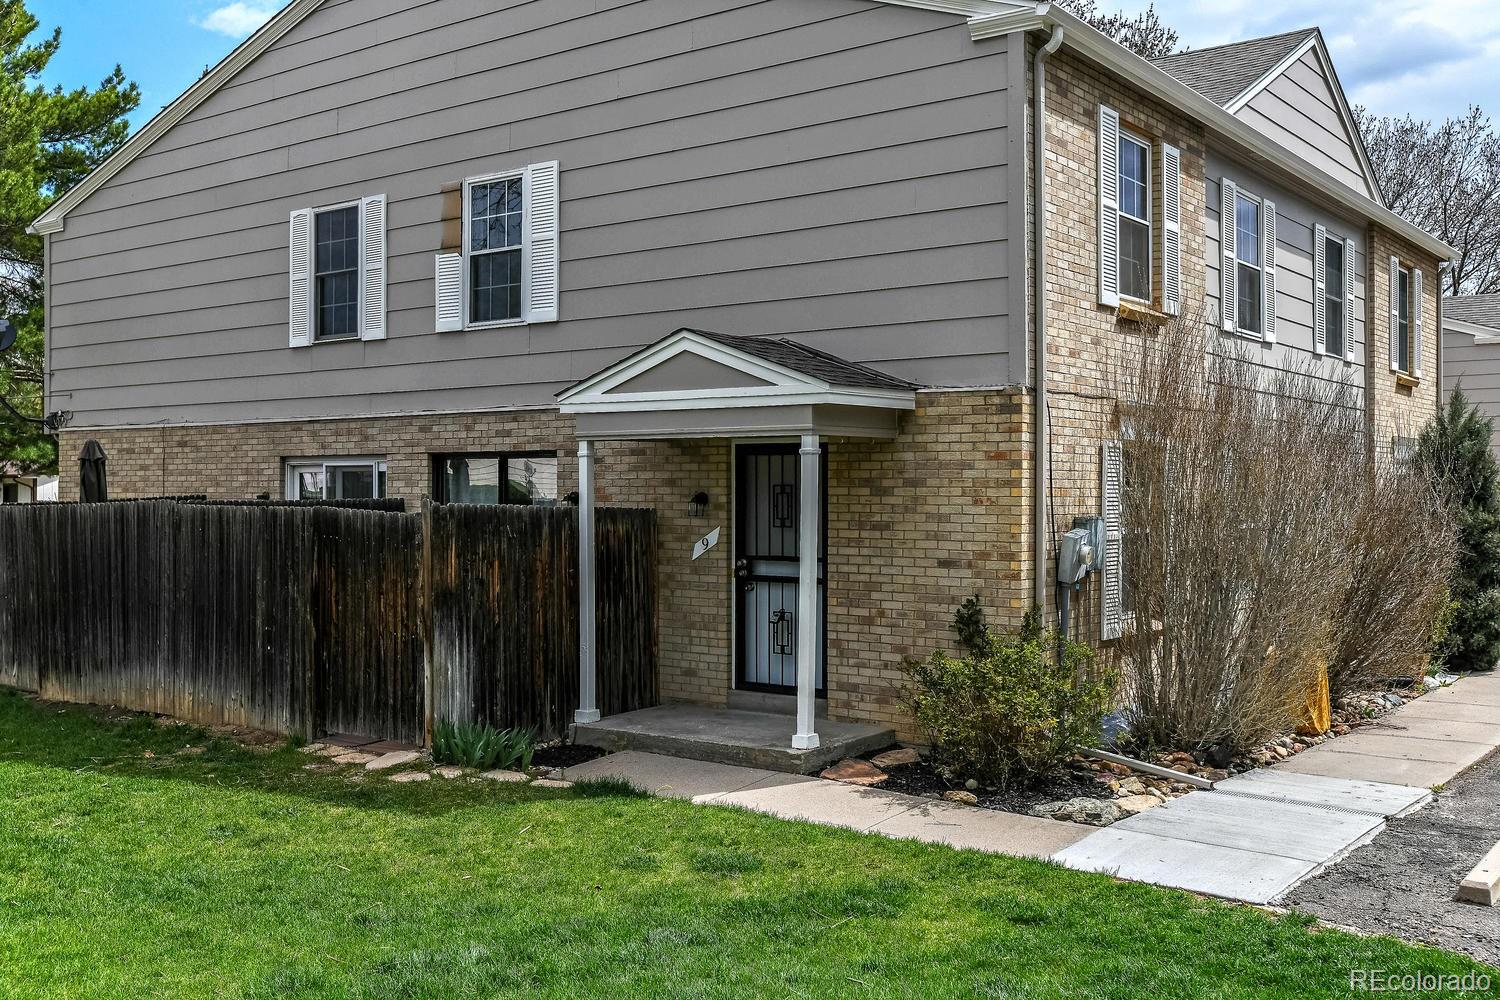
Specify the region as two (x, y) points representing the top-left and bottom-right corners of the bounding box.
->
(1312, 224), (1327, 355)
(359, 194), (387, 341)
(525, 160), (560, 324)
(1100, 442), (1125, 642)
(1389, 255), (1401, 371)
(289, 209), (314, 348)
(1343, 238), (1357, 362)
(435, 253), (463, 332)
(1412, 267), (1424, 377)
(1161, 143), (1182, 316)
(1097, 105), (1121, 308)
(1221, 179), (1237, 332)
(1261, 199), (1277, 344)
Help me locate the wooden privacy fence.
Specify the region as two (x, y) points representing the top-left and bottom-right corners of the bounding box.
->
(0, 500), (656, 744)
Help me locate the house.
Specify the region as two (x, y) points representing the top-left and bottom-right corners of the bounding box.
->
(1443, 294), (1500, 456)
(31, 0), (1448, 749)
(0, 467), (57, 504)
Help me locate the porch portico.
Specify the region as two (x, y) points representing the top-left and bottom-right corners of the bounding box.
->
(558, 329), (917, 754)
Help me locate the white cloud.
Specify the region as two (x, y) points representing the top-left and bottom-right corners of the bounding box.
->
(194, 2), (279, 39)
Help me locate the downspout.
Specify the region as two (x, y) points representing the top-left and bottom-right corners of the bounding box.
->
(1032, 25), (1065, 613)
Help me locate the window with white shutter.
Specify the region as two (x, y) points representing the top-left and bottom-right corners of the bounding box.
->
(1098, 105), (1121, 308)
(1412, 267), (1424, 377)
(1220, 179), (1237, 332)
(1389, 256), (1403, 372)
(447, 161), (561, 331)
(1313, 224), (1328, 355)
(1261, 198), (1277, 344)
(289, 209), (313, 348)
(289, 196), (386, 347)
(1101, 441), (1125, 642)
(1343, 238), (1357, 362)
(1160, 143), (1182, 315)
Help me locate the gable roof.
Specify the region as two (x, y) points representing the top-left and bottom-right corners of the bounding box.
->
(1151, 29), (1316, 108)
(1152, 28), (1381, 204)
(1446, 295), (1500, 338)
(689, 331), (918, 391)
(29, 0), (1447, 261)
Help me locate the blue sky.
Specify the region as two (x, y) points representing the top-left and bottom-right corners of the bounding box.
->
(33, 0), (1500, 130)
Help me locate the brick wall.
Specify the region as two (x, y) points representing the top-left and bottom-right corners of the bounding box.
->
(58, 388), (1027, 741)
(1365, 227), (1443, 457)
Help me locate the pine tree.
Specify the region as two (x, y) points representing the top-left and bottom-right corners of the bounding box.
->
(1415, 389), (1500, 672)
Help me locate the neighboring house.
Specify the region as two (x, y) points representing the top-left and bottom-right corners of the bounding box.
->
(0, 467), (57, 504)
(31, 0), (1448, 746)
(1443, 293), (1500, 456)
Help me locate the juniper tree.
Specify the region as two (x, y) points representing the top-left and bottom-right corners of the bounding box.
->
(1415, 389), (1500, 672)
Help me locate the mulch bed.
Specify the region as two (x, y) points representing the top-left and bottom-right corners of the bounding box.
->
(867, 755), (1115, 815)
(532, 743), (609, 769)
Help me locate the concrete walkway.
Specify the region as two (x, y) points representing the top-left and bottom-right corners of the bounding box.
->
(567, 674), (1500, 906)
(1055, 672), (1500, 904)
(562, 750), (1092, 858)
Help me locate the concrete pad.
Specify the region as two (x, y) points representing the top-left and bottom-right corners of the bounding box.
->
(1315, 732), (1492, 766)
(1458, 841), (1500, 906)
(1274, 748), (1463, 788)
(1112, 791), (1383, 863)
(330, 752), (376, 766)
(562, 751), (800, 801)
(1428, 675), (1500, 708)
(712, 778), (920, 832)
(1053, 827), (1320, 905)
(868, 799), (1093, 858)
(1217, 768), (1431, 818)
(388, 770), (430, 783)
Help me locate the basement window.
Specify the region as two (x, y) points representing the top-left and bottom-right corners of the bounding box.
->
(285, 458), (388, 501)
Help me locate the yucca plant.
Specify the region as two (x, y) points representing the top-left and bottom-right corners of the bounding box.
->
(432, 720), (536, 772)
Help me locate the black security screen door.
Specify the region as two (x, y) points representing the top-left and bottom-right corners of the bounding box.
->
(735, 444), (826, 695)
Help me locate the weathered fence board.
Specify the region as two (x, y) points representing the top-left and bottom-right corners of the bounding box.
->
(0, 499), (656, 745)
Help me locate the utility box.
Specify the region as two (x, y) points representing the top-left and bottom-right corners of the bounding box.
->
(1057, 528), (1096, 585)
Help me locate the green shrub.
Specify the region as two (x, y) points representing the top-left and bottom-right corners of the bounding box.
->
(902, 602), (1115, 788)
(431, 720), (535, 772)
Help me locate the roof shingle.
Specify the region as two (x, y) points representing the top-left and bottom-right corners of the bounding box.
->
(689, 330), (919, 391)
(1445, 295), (1500, 333)
(1151, 29), (1317, 108)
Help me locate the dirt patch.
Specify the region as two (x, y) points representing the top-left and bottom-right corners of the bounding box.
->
(532, 743), (608, 770)
(1285, 752), (1500, 967)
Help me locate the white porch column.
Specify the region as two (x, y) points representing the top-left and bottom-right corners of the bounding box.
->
(575, 440), (601, 724)
(792, 433), (821, 750)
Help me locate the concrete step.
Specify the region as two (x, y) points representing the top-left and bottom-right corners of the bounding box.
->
(573, 705), (894, 774)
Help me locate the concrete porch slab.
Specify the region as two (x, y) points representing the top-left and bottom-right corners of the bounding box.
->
(572, 705), (894, 774)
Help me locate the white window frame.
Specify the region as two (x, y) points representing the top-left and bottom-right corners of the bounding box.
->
(284, 457), (389, 501)
(1323, 234), (1347, 361)
(1116, 129), (1153, 305)
(1233, 191), (1263, 338)
(461, 168), (529, 332)
(310, 198), (363, 342)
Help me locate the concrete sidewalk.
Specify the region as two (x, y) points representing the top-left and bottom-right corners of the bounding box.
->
(566, 673), (1500, 906)
(562, 750), (1092, 859)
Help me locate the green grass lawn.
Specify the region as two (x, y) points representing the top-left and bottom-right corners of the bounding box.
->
(0, 688), (1493, 999)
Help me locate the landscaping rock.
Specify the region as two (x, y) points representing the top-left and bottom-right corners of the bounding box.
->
(871, 747), (921, 769)
(366, 751), (421, 772)
(389, 771), (430, 783)
(964, 778), (980, 791)
(1117, 777), (1147, 796)
(821, 759), (888, 787)
(1030, 797), (1125, 826)
(300, 743), (327, 754)
(1203, 769), (1230, 783)
(942, 790), (979, 806)
(317, 745), (352, 758)
(479, 769), (529, 783)
(531, 779), (574, 789)
(331, 752), (376, 766)
(434, 766), (465, 779)
(1115, 794), (1162, 816)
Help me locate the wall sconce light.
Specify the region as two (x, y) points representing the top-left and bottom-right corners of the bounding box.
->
(689, 491), (710, 517)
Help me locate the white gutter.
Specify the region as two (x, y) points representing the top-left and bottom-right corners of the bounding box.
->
(970, 5), (1455, 262)
(1033, 25), (1064, 611)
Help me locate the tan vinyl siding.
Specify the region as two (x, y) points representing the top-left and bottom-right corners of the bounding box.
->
(1444, 328), (1500, 457)
(47, 0), (1018, 428)
(1234, 49), (1376, 201)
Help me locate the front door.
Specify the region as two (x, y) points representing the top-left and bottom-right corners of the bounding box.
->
(734, 444), (825, 695)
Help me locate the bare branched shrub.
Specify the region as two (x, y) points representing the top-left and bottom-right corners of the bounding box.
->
(1112, 311), (1455, 753)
